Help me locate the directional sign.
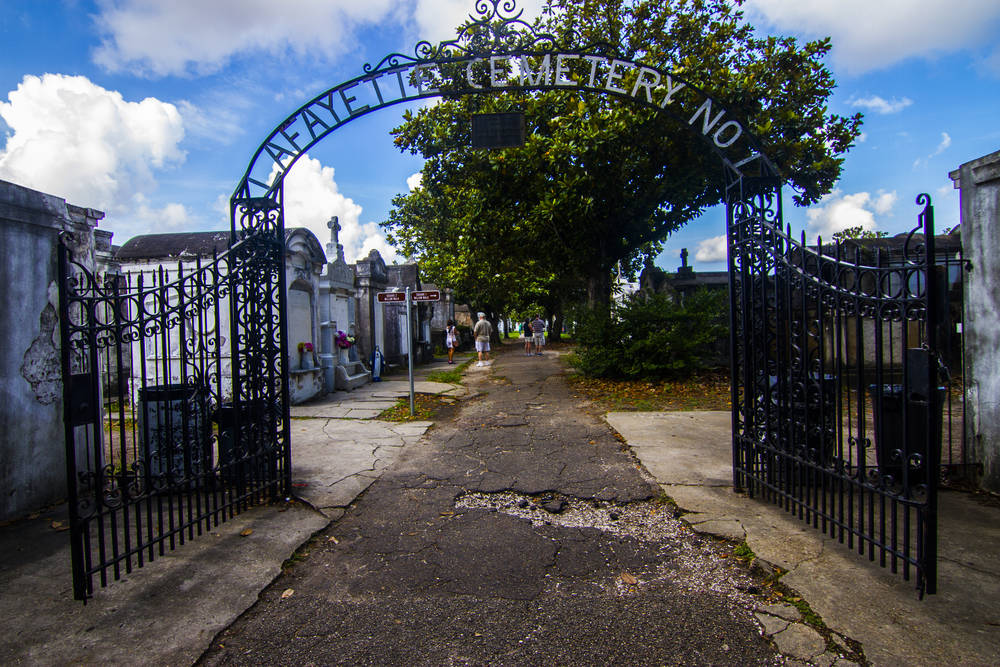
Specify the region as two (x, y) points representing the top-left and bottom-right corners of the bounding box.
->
(411, 290), (440, 302)
(376, 291), (406, 303)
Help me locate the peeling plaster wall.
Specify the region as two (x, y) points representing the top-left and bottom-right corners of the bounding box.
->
(0, 179), (101, 520)
(950, 150), (1000, 493)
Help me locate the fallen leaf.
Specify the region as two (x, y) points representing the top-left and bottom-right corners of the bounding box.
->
(281, 588), (294, 599)
(474, 632), (482, 637)
(439, 511), (455, 516)
(328, 535), (339, 544)
(620, 572), (638, 585)
(588, 440), (596, 445)
(50, 520), (69, 531)
(240, 529), (253, 537)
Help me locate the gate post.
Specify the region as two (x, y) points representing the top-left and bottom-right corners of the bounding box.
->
(950, 150), (1000, 495)
(918, 194), (939, 596)
(728, 176), (782, 495)
(229, 187), (293, 499)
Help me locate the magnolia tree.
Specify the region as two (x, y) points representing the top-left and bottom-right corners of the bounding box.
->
(382, 0), (863, 314)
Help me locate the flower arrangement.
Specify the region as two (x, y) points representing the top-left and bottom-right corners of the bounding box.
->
(297, 342), (313, 354)
(335, 331), (354, 349)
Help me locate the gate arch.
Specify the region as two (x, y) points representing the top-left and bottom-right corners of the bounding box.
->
(227, 2), (787, 587)
(231, 1), (776, 205)
(229, 0), (945, 595)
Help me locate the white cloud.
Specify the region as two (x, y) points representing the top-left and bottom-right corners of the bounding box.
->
(176, 99), (244, 144)
(848, 95), (913, 114)
(93, 0), (397, 76)
(92, 0), (549, 78)
(745, 0), (1000, 74)
(0, 73), (186, 220)
(932, 132), (951, 156)
(406, 172), (423, 191)
(278, 154), (398, 263)
(805, 189), (897, 238)
(914, 132), (952, 168)
(117, 197), (192, 236)
(872, 190), (898, 216)
(694, 235), (728, 262)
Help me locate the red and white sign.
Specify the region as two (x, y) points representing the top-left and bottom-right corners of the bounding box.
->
(376, 291), (406, 303)
(411, 290), (440, 302)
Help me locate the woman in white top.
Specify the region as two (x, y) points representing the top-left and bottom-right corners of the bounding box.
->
(445, 319), (458, 364)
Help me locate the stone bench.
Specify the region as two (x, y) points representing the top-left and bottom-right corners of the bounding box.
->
(335, 361), (371, 391)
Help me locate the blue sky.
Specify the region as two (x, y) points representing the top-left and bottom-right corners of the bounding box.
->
(1, 0), (998, 272)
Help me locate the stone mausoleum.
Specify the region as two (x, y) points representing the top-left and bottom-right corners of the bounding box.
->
(112, 216), (449, 405)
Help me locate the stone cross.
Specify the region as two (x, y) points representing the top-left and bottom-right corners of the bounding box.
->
(680, 247), (689, 268)
(327, 215), (345, 262)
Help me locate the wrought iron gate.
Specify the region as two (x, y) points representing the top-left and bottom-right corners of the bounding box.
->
(57, 190), (291, 601)
(729, 183), (950, 595)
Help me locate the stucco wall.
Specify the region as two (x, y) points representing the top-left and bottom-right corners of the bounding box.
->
(950, 150), (1000, 493)
(0, 180), (101, 520)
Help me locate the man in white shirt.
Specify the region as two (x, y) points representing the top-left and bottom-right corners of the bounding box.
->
(473, 312), (493, 367)
(530, 314), (545, 356)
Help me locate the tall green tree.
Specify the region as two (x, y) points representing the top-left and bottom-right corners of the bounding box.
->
(383, 0), (862, 309)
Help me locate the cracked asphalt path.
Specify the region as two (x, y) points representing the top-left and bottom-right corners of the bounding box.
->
(198, 351), (782, 665)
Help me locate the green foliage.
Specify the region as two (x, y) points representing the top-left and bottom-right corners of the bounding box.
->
(426, 357), (476, 384)
(383, 0), (862, 310)
(733, 542), (756, 562)
(570, 289), (729, 379)
(831, 225), (889, 241)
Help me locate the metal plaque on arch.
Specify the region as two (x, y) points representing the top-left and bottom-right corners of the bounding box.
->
(471, 112), (525, 149)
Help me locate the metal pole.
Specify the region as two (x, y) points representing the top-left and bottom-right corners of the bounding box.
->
(407, 287), (415, 417)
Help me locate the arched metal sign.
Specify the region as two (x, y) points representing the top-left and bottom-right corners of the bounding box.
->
(231, 0), (776, 205)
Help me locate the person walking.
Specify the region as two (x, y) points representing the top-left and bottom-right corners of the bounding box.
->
(522, 318), (533, 356)
(473, 312), (493, 367)
(445, 319), (458, 364)
(530, 314), (546, 356)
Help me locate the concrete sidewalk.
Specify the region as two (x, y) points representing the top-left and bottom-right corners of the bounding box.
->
(0, 358), (472, 666)
(4, 355), (996, 665)
(607, 410), (1000, 667)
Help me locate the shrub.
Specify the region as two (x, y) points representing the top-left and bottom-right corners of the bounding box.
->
(569, 289), (728, 380)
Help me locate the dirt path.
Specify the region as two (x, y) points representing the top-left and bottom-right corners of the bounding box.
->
(198, 350), (781, 665)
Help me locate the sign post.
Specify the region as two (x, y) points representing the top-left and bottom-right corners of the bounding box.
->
(405, 287), (415, 416)
(375, 289), (441, 418)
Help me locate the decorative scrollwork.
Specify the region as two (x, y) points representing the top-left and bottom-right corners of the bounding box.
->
(363, 0), (612, 75)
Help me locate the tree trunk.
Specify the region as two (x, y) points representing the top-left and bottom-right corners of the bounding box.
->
(587, 239), (613, 310)
(551, 311), (564, 342)
(586, 269), (612, 310)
